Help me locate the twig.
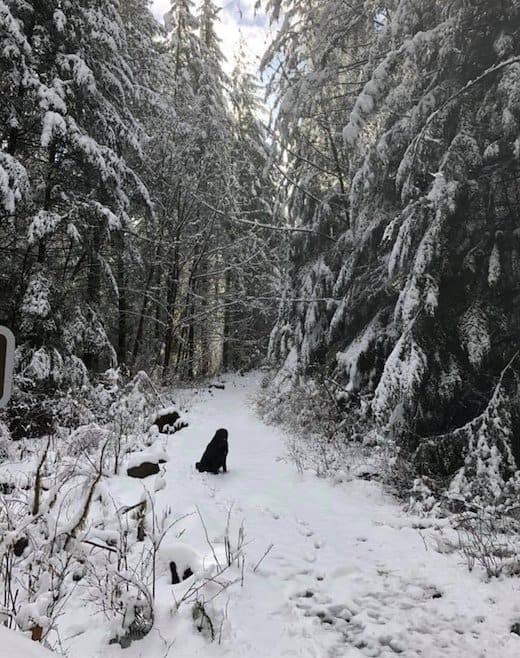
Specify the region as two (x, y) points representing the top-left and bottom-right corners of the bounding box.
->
(253, 544), (274, 572)
(196, 506), (221, 570)
(32, 437), (51, 516)
(140, 370), (168, 406)
(188, 191), (337, 242)
(64, 439), (109, 549)
(80, 539), (117, 554)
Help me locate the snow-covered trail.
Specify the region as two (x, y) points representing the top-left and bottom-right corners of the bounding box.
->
(98, 373), (520, 658)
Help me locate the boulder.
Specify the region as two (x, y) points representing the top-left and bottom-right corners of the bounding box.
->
(170, 560), (194, 584)
(13, 536), (28, 557)
(153, 410), (179, 433)
(127, 462), (160, 479)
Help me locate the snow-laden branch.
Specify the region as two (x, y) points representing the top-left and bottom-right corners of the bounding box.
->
(408, 56), (520, 175)
(188, 192), (337, 242)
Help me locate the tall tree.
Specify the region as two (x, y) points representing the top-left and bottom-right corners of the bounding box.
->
(223, 42), (279, 369)
(0, 0), (159, 390)
(265, 0), (520, 502)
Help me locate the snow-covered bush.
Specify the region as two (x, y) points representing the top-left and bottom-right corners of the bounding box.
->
(65, 424), (110, 457)
(0, 423), (13, 462)
(406, 477), (442, 517)
(259, 373), (390, 481)
(454, 508), (520, 579)
(91, 563), (154, 649)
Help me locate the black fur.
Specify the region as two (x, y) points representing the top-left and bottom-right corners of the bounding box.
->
(196, 428), (228, 474)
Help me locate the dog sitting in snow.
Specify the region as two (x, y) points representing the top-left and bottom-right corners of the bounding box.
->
(196, 428), (228, 474)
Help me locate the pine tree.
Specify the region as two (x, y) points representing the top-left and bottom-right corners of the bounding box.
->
(0, 0), (159, 399)
(223, 41), (279, 368)
(265, 0), (520, 501)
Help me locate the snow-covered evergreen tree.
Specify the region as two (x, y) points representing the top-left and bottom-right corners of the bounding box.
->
(128, 0), (278, 380)
(265, 0), (520, 501)
(220, 42), (278, 369)
(0, 0), (160, 408)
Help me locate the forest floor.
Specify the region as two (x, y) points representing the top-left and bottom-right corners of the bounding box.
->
(4, 373), (520, 657)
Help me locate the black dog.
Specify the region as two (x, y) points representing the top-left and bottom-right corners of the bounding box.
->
(196, 428), (228, 474)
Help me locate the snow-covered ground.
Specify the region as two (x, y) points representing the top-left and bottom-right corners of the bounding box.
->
(6, 373), (520, 657)
(1, 624), (58, 658)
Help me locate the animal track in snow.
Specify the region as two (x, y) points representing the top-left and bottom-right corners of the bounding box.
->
(288, 570), (487, 658)
(296, 518), (315, 537)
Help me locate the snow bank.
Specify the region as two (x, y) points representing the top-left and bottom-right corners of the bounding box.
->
(0, 626), (57, 658)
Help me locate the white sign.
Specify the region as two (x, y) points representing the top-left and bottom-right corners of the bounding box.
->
(0, 326), (15, 409)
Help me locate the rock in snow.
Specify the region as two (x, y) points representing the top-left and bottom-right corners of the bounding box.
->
(126, 461), (160, 478)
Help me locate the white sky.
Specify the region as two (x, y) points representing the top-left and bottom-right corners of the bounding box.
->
(150, 0), (270, 74)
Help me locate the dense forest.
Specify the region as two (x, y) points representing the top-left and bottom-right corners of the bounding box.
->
(2, 0), (520, 501)
(0, 0), (277, 393)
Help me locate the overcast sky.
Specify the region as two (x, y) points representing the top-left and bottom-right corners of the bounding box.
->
(150, 0), (270, 73)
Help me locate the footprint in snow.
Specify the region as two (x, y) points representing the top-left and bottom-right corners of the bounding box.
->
(297, 526), (314, 538)
(280, 566), (315, 581)
(296, 518), (314, 535)
(286, 566), (488, 658)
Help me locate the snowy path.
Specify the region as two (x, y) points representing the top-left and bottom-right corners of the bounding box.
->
(72, 373), (520, 658)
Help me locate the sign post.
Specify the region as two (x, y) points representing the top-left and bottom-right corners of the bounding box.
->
(0, 326), (15, 409)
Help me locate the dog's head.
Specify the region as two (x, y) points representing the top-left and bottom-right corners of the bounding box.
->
(215, 428), (228, 441)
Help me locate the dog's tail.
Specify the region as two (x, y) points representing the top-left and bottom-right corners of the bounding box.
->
(195, 462), (201, 472)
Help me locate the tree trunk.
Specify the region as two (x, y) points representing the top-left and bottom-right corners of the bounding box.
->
(117, 253), (128, 366)
(84, 219), (103, 372)
(162, 244), (180, 372)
